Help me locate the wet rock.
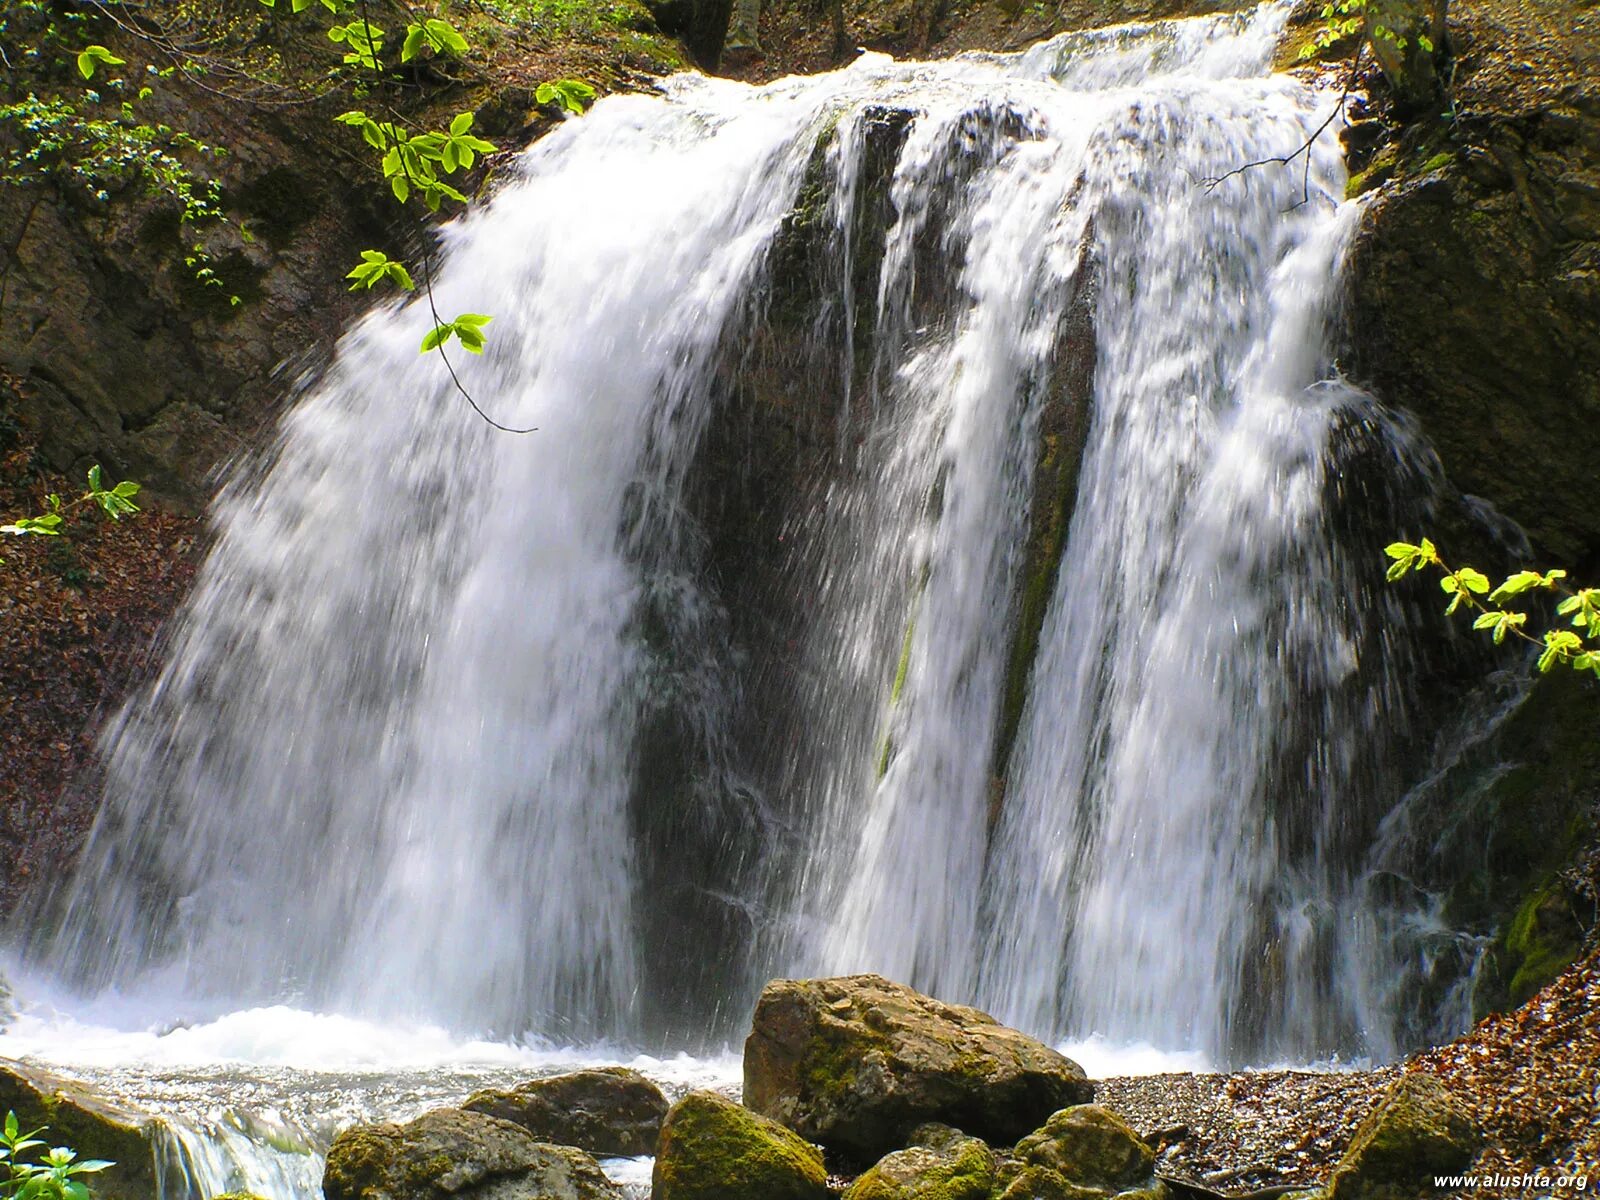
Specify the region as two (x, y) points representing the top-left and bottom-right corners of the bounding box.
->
(1326, 1074), (1479, 1200)
(652, 1090), (828, 1200)
(743, 974), (1093, 1160)
(322, 1107), (621, 1200)
(461, 1067), (668, 1157)
(0, 1060), (155, 1200)
(841, 1130), (996, 1200)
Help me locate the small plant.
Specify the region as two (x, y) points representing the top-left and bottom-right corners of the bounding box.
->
(0, 1110), (113, 1200)
(1385, 538), (1600, 676)
(0, 465), (140, 564)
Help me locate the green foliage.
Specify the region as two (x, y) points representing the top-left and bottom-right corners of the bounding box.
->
(74, 46), (124, 81)
(0, 4), (234, 300)
(0, 1110), (113, 1200)
(1300, 0), (1435, 59)
(1386, 540), (1600, 677)
(0, 467), (140, 564)
(421, 312), (492, 353)
(536, 78), (598, 114)
(346, 249), (414, 291)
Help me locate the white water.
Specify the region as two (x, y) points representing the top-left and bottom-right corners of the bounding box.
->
(3, 4), (1479, 1194)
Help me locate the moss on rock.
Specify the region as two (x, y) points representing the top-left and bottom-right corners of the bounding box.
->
(323, 1107), (621, 1200)
(461, 1066), (668, 1157)
(744, 975), (1092, 1162)
(842, 1132), (996, 1200)
(1326, 1074), (1478, 1200)
(1015, 1106), (1158, 1195)
(652, 1091), (828, 1200)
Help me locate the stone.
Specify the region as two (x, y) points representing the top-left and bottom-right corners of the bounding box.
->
(0, 1060), (155, 1200)
(322, 1107), (621, 1200)
(842, 1132), (996, 1200)
(651, 1090), (828, 1200)
(1326, 1074), (1479, 1200)
(461, 1067), (668, 1157)
(743, 974), (1092, 1160)
(1014, 1105), (1156, 1192)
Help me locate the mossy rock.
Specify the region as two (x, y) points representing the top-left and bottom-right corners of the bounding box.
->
(1326, 1074), (1479, 1200)
(323, 1107), (621, 1200)
(744, 975), (1092, 1162)
(1015, 1106), (1158, 1195)
(0, 1061), (155, 1200)
(842, 1131), (996, 1200)
(651, 1090), (828, 1200)
(461, 1066), (668, 1157)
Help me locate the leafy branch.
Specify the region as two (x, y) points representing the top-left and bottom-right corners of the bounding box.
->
(1386, 538), (1600, 676)
(0, 466), (141, 564)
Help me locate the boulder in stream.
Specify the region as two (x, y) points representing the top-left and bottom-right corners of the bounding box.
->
(743, 974), (1092, 1159)
(652, 1090), (828, 1200)
(461, 1067), (668, 1157)
(323, 1107), (621, 1200)
(1326, 1074), (1479, 1200)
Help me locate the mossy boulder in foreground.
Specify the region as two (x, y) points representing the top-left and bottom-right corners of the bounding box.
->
(0, 1060), (154, 1200)
(842, 1126), (997, 1199)
(323, 1107), (621, 1200)
(652, 1090), (829, 1200)
(461, 1066), (668, 1157)
(1326, 1074), (1479, 1200)
(744, 974), (1093, 1160)
(1014, 1105), (1163, 1197)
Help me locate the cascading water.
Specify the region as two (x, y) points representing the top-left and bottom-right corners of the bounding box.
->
(8, 11), (1488, 1169)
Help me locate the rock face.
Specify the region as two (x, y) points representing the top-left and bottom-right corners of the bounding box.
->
(1346, 0), (1600, 569)
(1326, 1074), (1479, 1200)
(743, 974), (1093, 1160)
(461, 1067), (668, 1157)
(652, 1090), (829, 1200)
(0, 1061), (154, 1200)
(322, 1108), (622, 1200)
(841, 1130), (997, 1200)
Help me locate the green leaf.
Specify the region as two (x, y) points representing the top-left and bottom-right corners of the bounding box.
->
(402, 25), (426, 62)
(0, 515), (63, 537)
(1539, 629), (1584, 672)
(450, 111), (474, 137)
(87, 465), (103, 492)
(1456, 567), (1490, 594)
(1490, 570), (1543, 601)
(390, 174), (409, 203)
(76, 45), (125, 80)
(420, 324), (451, 352)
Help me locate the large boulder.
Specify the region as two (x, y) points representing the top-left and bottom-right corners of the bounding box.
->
(322, 1107), (622, 1200)
(1326, 1074), (1479, 1200)
(0, 1061), (155, 1200)
(461, 1067), (668, 1157)
(743, 974), (1092, 1160)
(652, 1090), (828, 1200)
(841, 1128), (997, 1200)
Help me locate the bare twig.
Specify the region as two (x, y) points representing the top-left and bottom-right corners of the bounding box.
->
(1192, 47), (1365, 205)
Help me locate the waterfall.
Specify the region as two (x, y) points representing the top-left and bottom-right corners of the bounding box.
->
(22, 0), (1467, 1065)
